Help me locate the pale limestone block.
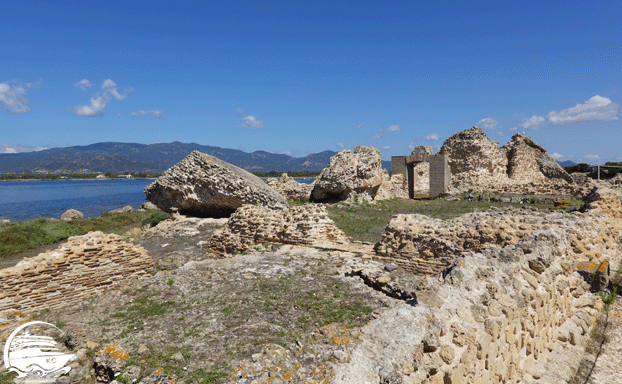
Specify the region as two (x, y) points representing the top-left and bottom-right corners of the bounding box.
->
(476, 333), (492, 359)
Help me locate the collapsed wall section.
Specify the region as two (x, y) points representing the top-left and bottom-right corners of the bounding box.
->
(0, 231), (153, 315)
(209, 204), (349, 255)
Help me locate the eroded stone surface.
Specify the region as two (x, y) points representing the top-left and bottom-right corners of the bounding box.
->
(209, 204), (349, 254)
(144, 150), (288, 217)
(311, 146), (388, 202)
(265, 173), (314, 201)
(440, 127), (575, 194)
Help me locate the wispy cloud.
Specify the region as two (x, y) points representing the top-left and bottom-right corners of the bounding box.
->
(520, 115), (546, 129)
(74, 79), (92, 90)
(130, 110), (166, 119)
(352, 123), (365, 128)
(382, 145), (391, 150)
(75, 95), (108, 117)
(550, 152), (563, 160)
(425, 133), (439, 141)
(0, 143), (51, 154)
(336, 142), (345, 148)
(477, 117), (499, 130)
(0, 82), (31, 114)
(519, 95), (619, 130)
(379, 124), (401, 132)
(236, 108), (244, 116)
(370, 134), (382, 139)
(241, 115), (264, 128)
(102, 79), (133, 100)
(546, 95), (618, 125)
(584, 154), (601, 162)
(497, 131), (504, 137)
(74, 79), (133, 117)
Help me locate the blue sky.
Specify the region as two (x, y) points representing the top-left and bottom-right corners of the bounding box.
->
(1, 0), (620, 164)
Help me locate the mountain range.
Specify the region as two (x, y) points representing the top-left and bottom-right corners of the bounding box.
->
(0, 142), (392, 174)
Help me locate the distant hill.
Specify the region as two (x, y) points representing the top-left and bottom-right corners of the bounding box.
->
(0, 142), (392, 174)
(557, 160), (577, 167)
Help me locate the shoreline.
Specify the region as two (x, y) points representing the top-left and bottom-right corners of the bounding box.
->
(0, 178), (157, 182)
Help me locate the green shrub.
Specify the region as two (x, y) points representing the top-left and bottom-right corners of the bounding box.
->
(141, 212), (170, 228)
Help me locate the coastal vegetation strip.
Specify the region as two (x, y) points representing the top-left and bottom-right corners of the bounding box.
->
(0, 209), (160, 259)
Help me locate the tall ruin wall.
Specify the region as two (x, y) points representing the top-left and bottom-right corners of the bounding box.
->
(0, 231), (153, 315)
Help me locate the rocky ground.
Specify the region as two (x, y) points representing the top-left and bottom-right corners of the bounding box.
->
(2, 216), (409, 384)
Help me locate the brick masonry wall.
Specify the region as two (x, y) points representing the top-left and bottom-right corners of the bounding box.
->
(0, 231), (153, 315)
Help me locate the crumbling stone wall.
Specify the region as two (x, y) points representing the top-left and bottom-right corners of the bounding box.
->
(209, 204), (349, 254)
(440, 127), (575, 195)
(374, 203), (618, 277)
(0, 232), (153, 315)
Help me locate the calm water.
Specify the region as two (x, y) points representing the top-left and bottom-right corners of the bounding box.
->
(0, 178), (314, 222)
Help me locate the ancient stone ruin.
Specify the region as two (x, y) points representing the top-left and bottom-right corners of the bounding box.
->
(265, 173), (314, 201)
(311, 146), (389, 202)
(144, 150), (288, 217)
(0, 231), (153, 315)
(209, 204), (349, 254)
(440, 127), (574, 194)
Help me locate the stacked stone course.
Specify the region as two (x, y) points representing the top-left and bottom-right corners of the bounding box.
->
(0, 231), (153, 315)
(209, 204), (349, 255)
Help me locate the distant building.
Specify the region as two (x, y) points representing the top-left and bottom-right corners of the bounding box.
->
(117, 174), (133, 179)
(96, 174), (106, 179)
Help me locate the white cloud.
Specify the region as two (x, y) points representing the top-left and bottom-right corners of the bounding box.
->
(130, 110), (166, 119)
(378, 124), (401, 132)
(74, 79), (133, 117)
(408, 141), (418, 150)
(241, 115), (264, 128)
(584, 154), (601, 162)
(425, 133), (439, 141)
(509, 127), (518, 132)
(371, 134), (382, 139)
(0, 143), (50, 153)
(102, 79), (133, 100)
(74, 79), (92, 90)
(477, 118), (499, 130)
(75, 95), (108, 117)
(546, 95), (619, 125)
(336, 142), (345, 148)
(497, 131), (503, 137)
(520, 115), (546, 130)
(352, 123), (365, 128)
(550, 152), (563, 160)
(236, 108), (244, 116)
(0, 82), (30, 114)
(382, 145), (391, 150)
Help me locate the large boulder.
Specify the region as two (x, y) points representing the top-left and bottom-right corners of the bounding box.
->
(265, 173), (314, 201)
(60, 209), (84, 221)
(144, 151), (288, 217)
(311, 146), (388, 202)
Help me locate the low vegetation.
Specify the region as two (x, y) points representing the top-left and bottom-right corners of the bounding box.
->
(326, 196), (559, 243)
(0, 209), (160, 258)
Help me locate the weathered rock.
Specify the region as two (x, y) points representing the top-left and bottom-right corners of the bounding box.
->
(265, 173), (314, 201)
(60, 208), (85, 221)
(140, 201), (158, 210)
(109, 205), (133, 214)
(144, 151), (288, 217)
(311, 146), (388, 202)
(501, 134), (573, 183)
(439, 127), (574, 194)
(209, 204), (349, 254)
(94, 343), (129, 383)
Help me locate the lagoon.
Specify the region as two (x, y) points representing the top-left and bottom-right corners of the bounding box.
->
(0, 178), (313, 222)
